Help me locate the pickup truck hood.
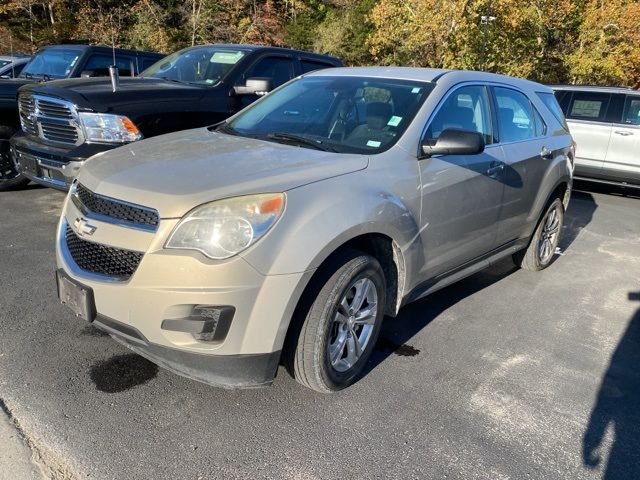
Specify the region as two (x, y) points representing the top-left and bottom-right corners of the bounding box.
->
(20, 77), (206, 112)
(78, 128), (368, 218)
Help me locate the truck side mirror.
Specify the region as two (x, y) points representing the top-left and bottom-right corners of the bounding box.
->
(233, 77), (273, 96)
(80, 70), (96, 78)
(421, 128), (485, 158)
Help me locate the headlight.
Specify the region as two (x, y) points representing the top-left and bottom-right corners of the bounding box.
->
(165, 193), (285, 260)
(79, 112), (142, 143)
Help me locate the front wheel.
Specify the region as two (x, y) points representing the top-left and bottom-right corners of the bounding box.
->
(0, 127), (29, 192)
(513, 197), (564, 271)
(286, 250), (386, 393)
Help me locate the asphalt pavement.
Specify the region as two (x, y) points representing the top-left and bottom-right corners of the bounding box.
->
(0, 182), (639, 480)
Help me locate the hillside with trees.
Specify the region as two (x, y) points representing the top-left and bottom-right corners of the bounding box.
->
(1, 0), (639, 87)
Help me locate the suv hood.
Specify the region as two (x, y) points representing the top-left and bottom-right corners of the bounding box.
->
(78, 128), (368, 218)
(20, 77), (206, 112)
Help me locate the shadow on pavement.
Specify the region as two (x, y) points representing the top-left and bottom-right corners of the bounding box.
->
(573, 180), (640, 200)
(365, 258), (519, 375)
(559, 190), (598, 252)
(582, 292), (640, 480)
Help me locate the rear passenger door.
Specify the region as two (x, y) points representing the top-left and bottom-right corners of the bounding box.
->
(492, 86), (549, 244)
(603, 94), (640, 183)
(418, 84), (505, 277)
(561, 90), (613, 176)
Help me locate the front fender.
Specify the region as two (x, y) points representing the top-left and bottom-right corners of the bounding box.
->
(240, 170), (423, 281)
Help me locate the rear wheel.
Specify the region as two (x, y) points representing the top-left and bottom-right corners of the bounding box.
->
(286, 250), (386, 393)
(513, 197), (564, 271)
(0, 126), (29, 192)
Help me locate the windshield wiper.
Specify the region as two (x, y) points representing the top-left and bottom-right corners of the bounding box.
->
(266, 132), (336, 152)
(212, 122), (239, 136)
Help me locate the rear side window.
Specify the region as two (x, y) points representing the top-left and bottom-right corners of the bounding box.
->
(426, 85), (494, 145)
(604, 94), (625, 123)
(538, 92), (569, 131)
(623, 96), (640, 126)
(300, 60), (333, 74)
(494, 87), (537, 142)
(566, 91), (611, 122)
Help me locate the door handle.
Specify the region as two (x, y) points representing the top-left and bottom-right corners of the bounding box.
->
(540, 147), (554, 160)
(614, 131), (633, 136)
(486, 162), (504, 178)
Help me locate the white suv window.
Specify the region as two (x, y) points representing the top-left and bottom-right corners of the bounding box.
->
(623, 97), (640, 126)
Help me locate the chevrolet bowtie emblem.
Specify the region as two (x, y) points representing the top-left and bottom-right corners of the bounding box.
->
(74, 217), (97, 236)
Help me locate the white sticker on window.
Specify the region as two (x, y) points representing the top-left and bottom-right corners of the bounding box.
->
(211, 51), (245, 64)
(411, 87), (421, 94)
(387, 116), (402, 127)
(366, 140), (381, 148)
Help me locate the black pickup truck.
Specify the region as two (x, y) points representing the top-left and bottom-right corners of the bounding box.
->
(9, 44), (342, 191)
(0, 44), (164, 190)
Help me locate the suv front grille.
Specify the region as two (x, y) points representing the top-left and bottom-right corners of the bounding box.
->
(65, 226), (143, 280)
(73, 183), (160, 229)
(18, 93), (82, 146)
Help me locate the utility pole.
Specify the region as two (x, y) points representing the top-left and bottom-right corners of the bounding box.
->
(480, 0), (496, 71)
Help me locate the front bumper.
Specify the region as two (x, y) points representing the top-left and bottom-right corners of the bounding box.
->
(95, 314), (281, 388)
(56, 195), (312, 388)
(10, 131), (116, 190)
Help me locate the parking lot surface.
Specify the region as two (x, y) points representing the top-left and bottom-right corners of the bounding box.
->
(0, 183), (638, 480)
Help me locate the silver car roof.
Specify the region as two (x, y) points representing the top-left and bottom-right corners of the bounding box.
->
(306, 67), (553, 94)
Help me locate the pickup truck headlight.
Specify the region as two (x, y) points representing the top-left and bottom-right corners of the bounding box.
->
(165, 193), (286, 260)
(79, 112), (142, 143)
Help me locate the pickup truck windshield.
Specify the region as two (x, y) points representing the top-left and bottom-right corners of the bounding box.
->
(21, 49), (80, 79)
(141, 47), (245, 85)
(226, 76), (434, 154)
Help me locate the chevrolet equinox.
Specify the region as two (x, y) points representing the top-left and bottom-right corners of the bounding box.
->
(55, 68), (574, 392)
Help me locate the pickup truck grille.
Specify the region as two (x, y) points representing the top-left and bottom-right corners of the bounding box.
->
(18, 93), (82, 146)
(65, 225), (143, 280)
(72, 183), (160, 230)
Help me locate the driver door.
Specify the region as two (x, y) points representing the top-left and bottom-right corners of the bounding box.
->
(418, 84), (505, 278)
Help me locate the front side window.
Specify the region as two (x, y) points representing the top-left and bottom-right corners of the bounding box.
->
(226, 76), (434, 154)
(425, 85), (494, 145)
(566, 91), (611, 122)
(141, 47), (245, 85)
(494, 87), (537, 142)
(237, 56), (295, 89)
(83, 55), (133, 77)
(623, 96), (640, 126)
(21, 48), (81, 79)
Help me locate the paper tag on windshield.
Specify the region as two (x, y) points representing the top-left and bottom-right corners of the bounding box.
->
(387, 116), (402, 127)
(211, 52), (244, 64)
(367, 140), (381, 148)
(411, 87), (421, 94)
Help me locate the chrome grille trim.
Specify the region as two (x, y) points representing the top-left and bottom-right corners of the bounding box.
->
(18, 93), (83, 146)
(70, 183), (160, 232)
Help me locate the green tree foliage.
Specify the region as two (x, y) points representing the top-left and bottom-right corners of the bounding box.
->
(0, 0), (639, 86)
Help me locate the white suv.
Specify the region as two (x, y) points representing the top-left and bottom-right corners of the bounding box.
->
(552, 85), (640, 187)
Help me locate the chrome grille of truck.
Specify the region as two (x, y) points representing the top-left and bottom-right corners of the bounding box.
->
(18, 93), (82, 146)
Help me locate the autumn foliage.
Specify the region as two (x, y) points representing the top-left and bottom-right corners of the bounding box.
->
(1, 0), (639, 87)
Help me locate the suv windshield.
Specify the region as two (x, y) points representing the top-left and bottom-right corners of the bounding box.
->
(141, 47), (246, 85)
(21, 48), (81, 79)
(226, 76), (434, 154)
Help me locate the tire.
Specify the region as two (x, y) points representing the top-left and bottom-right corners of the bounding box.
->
(513, 197), (564, 271)
(0, 126), (29, 192)
(286, 250), (386, 393)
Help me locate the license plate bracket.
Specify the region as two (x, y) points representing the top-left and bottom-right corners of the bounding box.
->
(56, 269), (96, 322)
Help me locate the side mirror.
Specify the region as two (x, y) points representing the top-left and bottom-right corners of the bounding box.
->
(0, 75), (10, 79)
(421, 128), (485, 158)
(233, 77), (273, 96)
(80, 70), (96, 78)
